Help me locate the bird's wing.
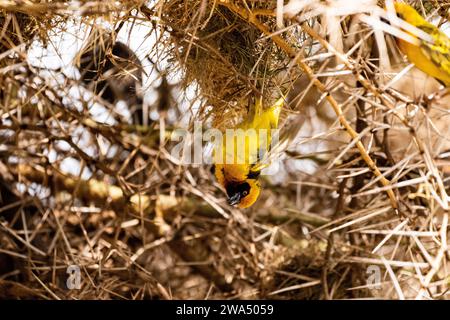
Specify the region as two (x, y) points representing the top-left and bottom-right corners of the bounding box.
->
(418, 24), (450, 77)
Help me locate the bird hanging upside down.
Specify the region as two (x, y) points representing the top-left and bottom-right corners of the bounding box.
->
(213, 97), (284, 209)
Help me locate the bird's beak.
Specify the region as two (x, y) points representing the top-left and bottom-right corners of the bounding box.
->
(228, 193), (241, 206)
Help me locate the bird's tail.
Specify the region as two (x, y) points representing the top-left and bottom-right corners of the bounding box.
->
(268, 96), (284, 128)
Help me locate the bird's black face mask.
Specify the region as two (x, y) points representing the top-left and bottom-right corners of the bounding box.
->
(226, 182), (251, 206)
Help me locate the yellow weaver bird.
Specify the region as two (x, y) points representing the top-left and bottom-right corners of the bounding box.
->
(393, 2), (450, 87)
(213, 97), (284, 208)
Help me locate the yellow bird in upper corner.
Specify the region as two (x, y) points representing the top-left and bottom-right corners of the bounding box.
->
(393, 2), (450, 87)
(213, 96), (284, 209)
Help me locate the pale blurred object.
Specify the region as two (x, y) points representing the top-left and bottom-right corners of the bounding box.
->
(385, 65), (450, 162)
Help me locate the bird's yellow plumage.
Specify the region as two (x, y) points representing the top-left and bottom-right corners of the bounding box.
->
(393, 2), (450, 87)
(214, 97), (284, 208)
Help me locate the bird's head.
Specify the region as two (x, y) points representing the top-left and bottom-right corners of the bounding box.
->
(226, 179), (260, 209)
(393, 2), (422, 23)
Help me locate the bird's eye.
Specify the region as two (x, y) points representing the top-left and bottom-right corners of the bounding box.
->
(242, 190), (248, 196)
